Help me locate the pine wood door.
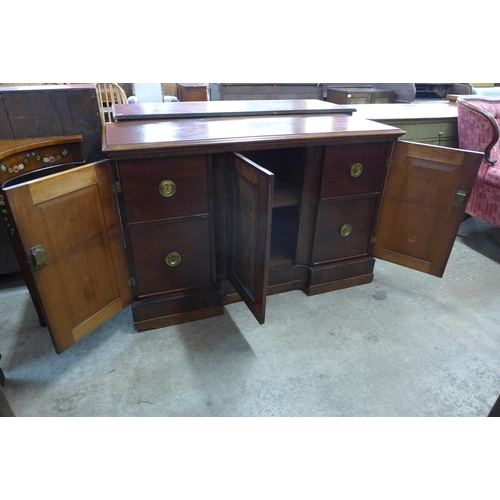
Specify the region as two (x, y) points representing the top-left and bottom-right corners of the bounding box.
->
(372, 141), (483, 277)
(4, 159), (132, 353)
(226, 153), (274, 324)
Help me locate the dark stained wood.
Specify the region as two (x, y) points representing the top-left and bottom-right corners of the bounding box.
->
(322, 142), (389, 199)
(118, 155), (209, 224)
(112, 99), (355, 121)
(4, 160), (132, 353)
(372, 141), (483, 277)
(210, 83), (324, 101)
(0, 85), (104, 163)
(226, 153), (274, 324)
(104, 115), (404, 157)
(128, 217), (213, 297)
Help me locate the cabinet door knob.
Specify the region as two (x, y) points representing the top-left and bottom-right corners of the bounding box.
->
(350, 163), (363, 177)
(159, 180), (176, 197)
(340, 224), (352, 237)
(165, 251), (181, 267)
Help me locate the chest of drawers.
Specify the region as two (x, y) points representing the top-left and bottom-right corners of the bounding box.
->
(2, 105), (482, 353)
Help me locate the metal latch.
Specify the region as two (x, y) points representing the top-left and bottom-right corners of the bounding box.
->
(31, 244), (48, 269)
(454, 190), (467, 206)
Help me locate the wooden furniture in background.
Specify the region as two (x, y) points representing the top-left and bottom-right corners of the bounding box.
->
(0, 84), (104, 163)
(352, 102), (459, 148)
(326, 87), (395, 104)
(176, 83), (208, 102)
(209, 83), (323, 101)
(95, 83), (128, 125)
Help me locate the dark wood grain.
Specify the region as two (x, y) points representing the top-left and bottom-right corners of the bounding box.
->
(112, 99), (354, 120)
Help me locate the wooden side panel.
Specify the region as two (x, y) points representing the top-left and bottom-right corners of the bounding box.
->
(4, 160), (131, 353)
(372, 141), (482, 277)
(226, 153), (274, 324)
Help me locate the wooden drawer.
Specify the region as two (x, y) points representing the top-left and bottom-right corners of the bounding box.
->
(312, 196), (378, 264)
(118, 155), (209, 223)
(322, 143), (388, 199)
(128, 217), (213, 297)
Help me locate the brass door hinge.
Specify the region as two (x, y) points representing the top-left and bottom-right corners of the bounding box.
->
(112, 181), (122, 194)
(127, 277), (136, 287)
(370, 236), (377, 244)
(387, 157), (394, 168)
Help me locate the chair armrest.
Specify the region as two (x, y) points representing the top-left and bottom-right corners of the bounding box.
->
(458, 97), (500, 165)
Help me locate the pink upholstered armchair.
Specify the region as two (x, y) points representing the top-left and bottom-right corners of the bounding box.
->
(457, 96), (500, 227)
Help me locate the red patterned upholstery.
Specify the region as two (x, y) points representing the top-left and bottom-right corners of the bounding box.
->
(457, 97), (500, 227)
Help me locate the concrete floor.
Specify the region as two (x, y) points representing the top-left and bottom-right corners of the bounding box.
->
(1, 217), (499, 417)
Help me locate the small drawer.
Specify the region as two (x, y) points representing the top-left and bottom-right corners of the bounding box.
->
(128, 217), (213, 297)
(416, 121), (457, 140)
(312, 196), (378, 264)
(119, 155), (209, 223)
(322, 143), (388, 199)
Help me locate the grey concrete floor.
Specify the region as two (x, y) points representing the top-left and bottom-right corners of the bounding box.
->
(1, 217), (499, 417)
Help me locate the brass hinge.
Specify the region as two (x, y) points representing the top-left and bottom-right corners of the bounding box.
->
(387, 157), (394, 168)
(371, 236), (377, 244)
(128, 277), (136, 287)
(112, 181), (122, 194)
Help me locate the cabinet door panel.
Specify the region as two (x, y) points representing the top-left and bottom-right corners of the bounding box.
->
(4, 160), (131, 353)
(226, 153), (274, 324)
(372, 141), (482, 276)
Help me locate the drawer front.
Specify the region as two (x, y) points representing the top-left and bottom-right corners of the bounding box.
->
(312, 196), (378, 264)
(322, 143), (388, 198)
(119, 155), (209, 223)
(415, 121), (457, 140)
(128, 217), (213, 297)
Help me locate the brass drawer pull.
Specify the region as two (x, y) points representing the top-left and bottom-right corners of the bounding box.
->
(350, 163), (363, 178)
(340, 224), (352, 237)
(159, 180), (176, 197)
(165, 251), (181, 267)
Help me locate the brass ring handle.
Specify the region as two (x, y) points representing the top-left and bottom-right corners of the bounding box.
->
(340, 224), (352, 237)
(159, 180), (176, 198)
(350, 163), (363, 178)
(165, 251), (181, 267)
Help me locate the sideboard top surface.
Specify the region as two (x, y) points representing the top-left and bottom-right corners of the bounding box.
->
(103, 114), (405, 156)
(112, 99), (356, 121)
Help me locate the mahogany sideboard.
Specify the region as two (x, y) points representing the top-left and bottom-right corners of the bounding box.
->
(2, 103), (482, 353)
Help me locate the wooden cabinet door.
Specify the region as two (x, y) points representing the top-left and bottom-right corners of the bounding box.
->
(4, 159), (132, 353)
(226, 153), (274, 324)
(372, 141), (482, 277)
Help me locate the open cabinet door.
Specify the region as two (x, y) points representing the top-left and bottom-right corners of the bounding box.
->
(226, 153), (274, 324)
(372, 141), (482, 277)
(4, 159), (132, 353)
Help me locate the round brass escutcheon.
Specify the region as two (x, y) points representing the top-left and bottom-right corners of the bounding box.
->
(165, 251), (181, 267)
(159, 180), (176, 198)
(350, 163), (363, 178)
(340, 224), (352, 237)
